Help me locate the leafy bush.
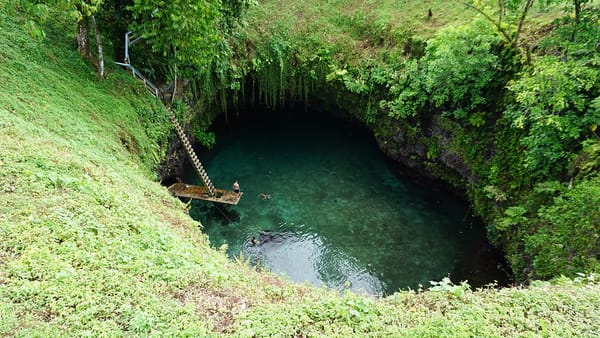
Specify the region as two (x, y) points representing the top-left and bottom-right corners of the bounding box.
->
(505, 56), (600, 178)
(384, 20), (503, 121)
(524, 176), (600, 279)
(4, 1), (600, 335)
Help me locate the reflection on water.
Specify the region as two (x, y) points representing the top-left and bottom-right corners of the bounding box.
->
(186, 110), (508, 296)
(245, 230), (384, 294)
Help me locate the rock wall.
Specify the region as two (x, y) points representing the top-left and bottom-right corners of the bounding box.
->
(374, 114), (478, 197)
(157, 135), (187, 184)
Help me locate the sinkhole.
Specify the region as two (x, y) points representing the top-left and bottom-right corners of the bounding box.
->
(180, 108), (510, 296)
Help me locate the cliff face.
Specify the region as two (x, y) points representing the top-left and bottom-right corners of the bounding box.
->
(158, 136), (187, 183)
(162, 99), (479, 199)
(374, 114), (478, 193)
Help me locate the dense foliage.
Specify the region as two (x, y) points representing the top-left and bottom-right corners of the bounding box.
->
(19, 0), (595, 284)
(224, 0), (600, 282)
(2, 0), (600, 334)
(382, 21), (504, 121)
(127, 0), (220, 69)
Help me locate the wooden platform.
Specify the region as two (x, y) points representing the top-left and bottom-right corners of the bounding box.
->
(168, 183), (243, 205)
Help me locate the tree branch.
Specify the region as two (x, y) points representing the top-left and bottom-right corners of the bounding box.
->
(512, 0), (535, 47)
(464, 2), (512, 43)
(497, 0), (504, 29)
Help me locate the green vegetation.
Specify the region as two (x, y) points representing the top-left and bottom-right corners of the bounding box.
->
(220, 0), (600, 282)
(2, 0), (600, 336)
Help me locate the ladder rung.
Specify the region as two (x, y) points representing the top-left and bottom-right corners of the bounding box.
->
(168, 108), (217, 197)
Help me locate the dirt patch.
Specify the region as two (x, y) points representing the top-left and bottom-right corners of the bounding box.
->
(174, 285), (250, 334)
(157, 137), (187, 183)
(154, 203), (199, 235)
(117, 129), (139, 155)
(522, 23), (557, 54)
(172, 269), (311, 333)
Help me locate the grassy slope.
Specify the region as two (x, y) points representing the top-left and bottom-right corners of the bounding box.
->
(1, 4), (599, 337)
(0, 7), (297, 336)
(246, 0), (467, 43)
(242, 0), (564, 65)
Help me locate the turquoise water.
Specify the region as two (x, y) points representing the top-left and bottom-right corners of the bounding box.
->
(186, 110), (508, 296)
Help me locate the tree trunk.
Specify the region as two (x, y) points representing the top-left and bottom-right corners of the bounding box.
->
(512, 0), (535, 47)
(171, 47), (177, 104)
(570, 0), (582, 42)
(90, 15), (104, 78)
(76, 18), (91, 59)
(574, 0), (582, 23)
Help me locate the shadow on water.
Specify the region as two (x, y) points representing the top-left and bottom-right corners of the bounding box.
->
(184, 108), (510, 296)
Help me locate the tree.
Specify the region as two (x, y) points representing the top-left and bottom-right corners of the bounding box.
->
(570, 0), (591, 24)
(70, 1), (106, 77)
(465, 0), (594, 52)
(220, 0), (256, 30)
(524, 177), (600, 279)
(505, 56), (599, 178)
(383, 21), (503, 122)
(17, 0), (106, 77)
(127, 0), (221, 101)
(464, 0), (537, 48)
(419, 21), (502, 120)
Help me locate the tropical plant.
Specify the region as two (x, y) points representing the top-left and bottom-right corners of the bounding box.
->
(127, 0), (220, 70)
(384, 20), (504, 122)
(524, 177), (600, 279)
(505, 56), (599, 178)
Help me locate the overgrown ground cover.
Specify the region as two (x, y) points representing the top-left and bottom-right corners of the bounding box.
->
(1, 2), (600, 337)
(0, 6), (297, 335)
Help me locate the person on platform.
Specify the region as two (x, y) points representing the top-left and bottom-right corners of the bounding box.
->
(233, 180), (240, 193)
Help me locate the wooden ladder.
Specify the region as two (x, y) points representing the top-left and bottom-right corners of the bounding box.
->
(115, 31), (229, 201)
(167, 110), (216, 196)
